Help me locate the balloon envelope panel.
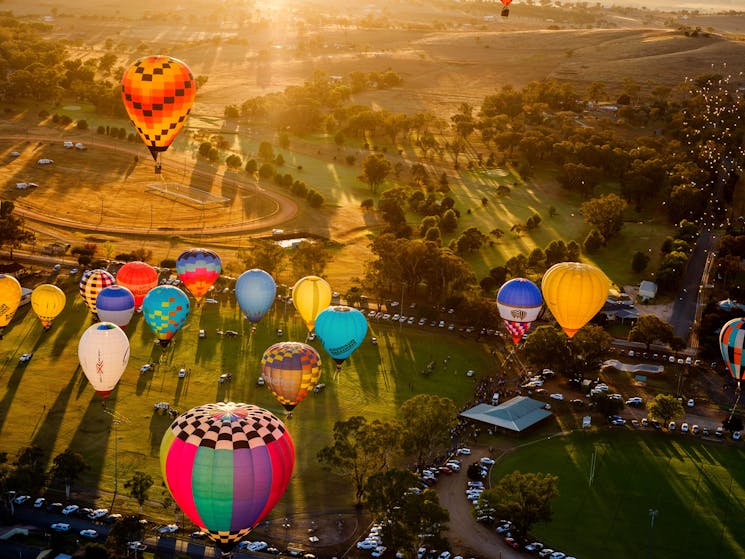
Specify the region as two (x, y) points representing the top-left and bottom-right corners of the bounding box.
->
(315, 306), (368, 363)
(116, 261), (158, 309)
(497, 278), (543, 322)
(160, 403), (295, 548)
(142, 285), (190, 342)
(292, 276), (332, 331)
(121, 56), (196, 158)
(261, 342), (321, 410)
(176, 249), (222, 301)
(235, 269), (276, 323)
(96, 285), (136, 328)
(79, 269), (115, 314)
(31, 284), (66, 327)
(0, 274), (22, 328)
(720, 317), (745, 382)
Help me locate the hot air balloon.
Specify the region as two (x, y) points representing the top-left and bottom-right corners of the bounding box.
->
(314, 305), (368, 370)
(141, 285), (190, 347)
(541, 262), (610, 338)
(121, 56), (196, 162)
(497, 278), (543, 344)
(96, 285), (136, 328)
(235, 269), (276, 329)
(261, 342), (322, 411)
(160, 402), (295, 551)
(0, 274), (22, 336)
(30, 284), (66, 330)
(116, 261), (158, 310)
(79, 269), (116, 315)
(292, 276), (332, 331)
(501, 0), (512, 17)
(176, 249), (222, 302)
(720, 317), (745, 385)
(78, 322), (130, 400)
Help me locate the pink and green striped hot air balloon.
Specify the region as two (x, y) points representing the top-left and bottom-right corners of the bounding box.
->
(160, 402), (295, 552)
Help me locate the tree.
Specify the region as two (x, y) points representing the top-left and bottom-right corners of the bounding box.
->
(245, 159), (258, 174)
(237, 240), (287, 277)
(225, 154), (243, 169)
(359, 153), (392, 194)
(399, 394), (457, 468)
(317, 416), (401, 506)
(83, 543), (109, 559)
(480, 471), (559, 543)
(632, 250), (650, 273)
(0, 201), (35, 258)
(580, 193), (628, 242)
(50, 449), (89, 499)
(125, 471), (154, 514)
(365, 468), (450, 558)
(571, 324), (612, 372)
(628, 315), (674, 350)
(290, 241), (331, 277)
(258, 141), (274, 161)
(583, 229), (605, 253)
(648, 394), (685, 426)
(522, 326), (573, 376)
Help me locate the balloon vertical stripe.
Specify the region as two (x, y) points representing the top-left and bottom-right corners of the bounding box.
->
(162, 433), (204, 529)
(720, 318), (745, 382)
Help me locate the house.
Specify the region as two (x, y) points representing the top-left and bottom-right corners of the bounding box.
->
(638, 280), (658, 302)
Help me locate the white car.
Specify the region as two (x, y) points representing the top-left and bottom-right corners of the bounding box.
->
(625, 397), (644, 406)
(525, 542), (544, 552)
(687, 398), (695, 407)
(372, 546), (388, 558)
(80, 529), (98, 539)
(37, 158), (54, 165)
(550, 552), (566, 559)
(88, 508), (109, 519)
(128, 541), (147, 551)
(480, 457), (495, 466)
(51, 523), (71, 532)
(158, 524), (179, 533)
(13, 495), (30, 505)
(61, 504), (79, 515)
(681, 422), (689, 433)
(205, 298), (219, 304)
(357, 540), (377, 550)
(199, 329), (206, 338)
(549, 393), (564, 400)
(456, 448), (471, 455)
(178, 368), (187, 378)
(19, 353), (33, 363)
(140, 363), (154, 373)
(34, 497), (45, 508)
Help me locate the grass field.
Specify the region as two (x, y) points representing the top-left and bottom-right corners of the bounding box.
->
(0, 273), (499, 520)
(490, 429), (745, 559)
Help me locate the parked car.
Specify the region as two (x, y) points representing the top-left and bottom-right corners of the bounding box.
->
(669, 421), (677, 431)
(480, 457), (495, 465)
(62, 504), (79, 515)
(12, 495), (30, 505)
(19, 353), (33, 363)
(33, 497), (45, 508)
(158, 524), (179, 534)
(456, 448), (471, 455)
(47, 502), (63, 513)
(681, 422), (690, 433)
(625, 397), (644, 406)
(734, 431), (742, 441)
(51, 523), (71, 532)
(128, 541), (147, 551)
(525, 542), (545, 552)
(80, 529), (98, 539)
(687, 398), (695, 407)
(88, 508), (109, 520)
(357, 540), (377, 550)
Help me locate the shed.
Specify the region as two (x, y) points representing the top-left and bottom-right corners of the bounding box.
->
(460, 396), (552, 433)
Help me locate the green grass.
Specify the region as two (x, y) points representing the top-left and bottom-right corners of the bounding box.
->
(0, 275), (497, 520)
(490, 429), (745, 559)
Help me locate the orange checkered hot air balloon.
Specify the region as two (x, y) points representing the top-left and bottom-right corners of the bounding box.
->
(121, 55), (196, 162)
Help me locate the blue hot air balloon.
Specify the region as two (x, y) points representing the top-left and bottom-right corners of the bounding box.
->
(141, 285), (190, 347)
(235, 269), (276, 327)
(314, 305), (368, 370)
(96, 285), (136, 328)
(496, 278), (543, 345)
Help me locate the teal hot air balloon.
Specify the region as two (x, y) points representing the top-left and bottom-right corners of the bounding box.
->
(314, 305), (368, 371)
(141, 285), (190, 347)
(235, 269), (276, 329)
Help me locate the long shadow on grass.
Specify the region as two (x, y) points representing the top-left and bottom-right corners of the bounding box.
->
(27, 366), (86, 471)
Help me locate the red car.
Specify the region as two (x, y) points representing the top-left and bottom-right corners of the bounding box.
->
(504, 537), (520, 550)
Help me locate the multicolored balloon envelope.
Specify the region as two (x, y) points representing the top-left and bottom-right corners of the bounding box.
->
(261, 342), (322, 411)
(497, 278), (543, 344)
(79, 269), (115, 315)
(541, 262), (610, 338)
(314, 305), (368, 369)
(0, 274), (22, 330)
(292, 276), (332, 331)
(176, 248), (222, 301)
(96, 285), (136, 328)
(720, 317), (745, 384)
(116, 261), (158, 310)
(141, 285), (190, 347)
(235, 269), (276, 326)
(31, 284), (66, 329)
(78, 322), (130, 399)
(160, 402), (295, 551)
(121, 55), (196, 160)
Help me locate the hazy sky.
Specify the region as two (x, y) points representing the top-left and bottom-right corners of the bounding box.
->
(599, 0), (743, 12)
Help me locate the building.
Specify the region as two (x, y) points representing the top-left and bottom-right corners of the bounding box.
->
(460, 396), (553, 433)
(638, 280), (658, 302)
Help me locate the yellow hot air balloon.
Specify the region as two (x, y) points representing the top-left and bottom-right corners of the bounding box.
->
(292, 276), (332, 331)
(0, 274), (22, 334)
(541, 262), (610, 338)
(31, 284), (66, 330)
